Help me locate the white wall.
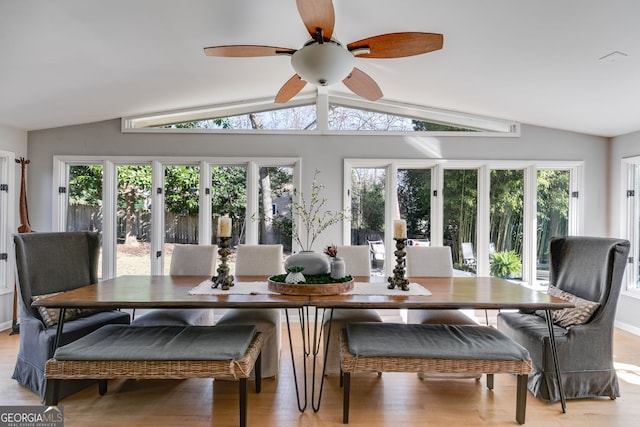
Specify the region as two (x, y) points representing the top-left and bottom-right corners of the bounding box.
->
(0, 123), (28, 330)
(610, 131), (640, 335)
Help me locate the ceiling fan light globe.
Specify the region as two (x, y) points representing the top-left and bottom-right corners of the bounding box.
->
(291, 41), (355, 86)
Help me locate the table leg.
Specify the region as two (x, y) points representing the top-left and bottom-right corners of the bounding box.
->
(311, 308), (333, 412)
(545, 310), (567, 413)
(52, 308), (66, 350)
(284, 307), (334, 413)
(285, 308), (307, 412)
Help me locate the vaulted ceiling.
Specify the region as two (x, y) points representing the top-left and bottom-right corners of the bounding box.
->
(1, 0), (639, 137)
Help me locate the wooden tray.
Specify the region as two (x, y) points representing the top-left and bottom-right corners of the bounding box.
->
(267, 278), (354, 296)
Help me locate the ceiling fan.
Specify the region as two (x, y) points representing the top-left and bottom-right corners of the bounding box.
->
(204, 0), (443, 103)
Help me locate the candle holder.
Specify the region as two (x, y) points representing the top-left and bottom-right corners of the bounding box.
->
(212, 236), (235, 290)
(387, 238), (410, 291)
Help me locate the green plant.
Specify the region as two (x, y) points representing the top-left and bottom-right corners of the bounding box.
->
(290, 170), (349, 251)
(490, 251), (522, 278)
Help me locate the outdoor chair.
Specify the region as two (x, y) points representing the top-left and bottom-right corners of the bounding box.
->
(461, 242), (476, 270)
(368, 239), (385, 264)
(497, 236), (630, 401)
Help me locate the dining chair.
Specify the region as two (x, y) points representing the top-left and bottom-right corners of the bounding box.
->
(406, 245), (477, 325)
(215, 244), (284, 378)
(406, 245), (479, 379)
(131, 244), (217, 326)
(322, 245), (383, 376)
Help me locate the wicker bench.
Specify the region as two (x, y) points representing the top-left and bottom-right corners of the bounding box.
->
(45, 324), (264, 427)
(340, 323), (532, 425)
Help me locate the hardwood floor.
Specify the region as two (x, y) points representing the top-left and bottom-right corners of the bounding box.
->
(1, 324), (640, 426)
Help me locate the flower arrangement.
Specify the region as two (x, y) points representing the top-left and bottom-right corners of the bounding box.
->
(323, 244), (338, 258)
(290, 170), (348, 251)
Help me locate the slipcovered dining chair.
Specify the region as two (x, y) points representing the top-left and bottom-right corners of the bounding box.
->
(216, 244), (283, 378)
(322, 245), (383, 376)
(497, 236), (630, 402)
(132, 244), (217, 326)
(12, 232), (131, 401)
(406, 245), (477, 325)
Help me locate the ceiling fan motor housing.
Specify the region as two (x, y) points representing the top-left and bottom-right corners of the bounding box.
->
(291, 40), (355, 86)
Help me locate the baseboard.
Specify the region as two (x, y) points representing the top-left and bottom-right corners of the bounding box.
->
(615, 320), (640, 336)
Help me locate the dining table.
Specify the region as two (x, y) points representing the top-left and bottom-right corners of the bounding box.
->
(32, 274), (574, 413)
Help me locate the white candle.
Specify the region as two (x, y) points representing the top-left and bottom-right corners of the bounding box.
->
(393, 219), (407, 239)
(217, 216), (232, 237)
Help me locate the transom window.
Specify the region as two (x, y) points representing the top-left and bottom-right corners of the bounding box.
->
(122, 93), (519, 136)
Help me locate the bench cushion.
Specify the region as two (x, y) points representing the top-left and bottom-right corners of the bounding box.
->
(53, 325), (256, 361)
(346, 322), (529, 361)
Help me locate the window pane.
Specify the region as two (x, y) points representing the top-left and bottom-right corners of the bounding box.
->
(163, 165), (200, 274)
(443, 169), (477, 274)
(160, 106), (317, 130)
(67, 165), (103, 278)
(329, 104), (478, 132)
(212, 165), (247, 246)
(117, 164), (152, 276)
(490, 169), (524, 280)
(351, 168), (386, 275)
(257, 166), (293, 254)
(636, 167), (640, 289)
(536, 169), (569, 281)
(397, 168), (431, 245)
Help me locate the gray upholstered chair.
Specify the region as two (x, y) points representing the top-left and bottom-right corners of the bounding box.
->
(132, 244), (217, 326)
(322, 245), (383, 375)
(497, 236), (630, 401)
(216, 244), (283, 378)
(12, 232), (130, 401)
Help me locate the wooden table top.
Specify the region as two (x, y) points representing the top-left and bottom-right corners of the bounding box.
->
(32, 275), (572, 311)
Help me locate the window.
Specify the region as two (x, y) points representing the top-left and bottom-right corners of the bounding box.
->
(623, 158), (640, 292)
(345, 160), (581, 284)
(123, 94), (519, 136)
(536, 169), (570, 281)
(54, 156), (300, 280)
(0, 151), (14, 291)
(67, 164), (104, 278)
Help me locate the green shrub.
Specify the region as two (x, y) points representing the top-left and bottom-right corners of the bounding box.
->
(490, 251), (522, 278)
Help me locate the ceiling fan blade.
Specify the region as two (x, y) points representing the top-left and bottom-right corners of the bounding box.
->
(204, 45), (296, 57)
(275, 74), (308, 103)
(296, 0), (335, 40)
(347, 32), (443, 58)
(342, 68), (383, 102)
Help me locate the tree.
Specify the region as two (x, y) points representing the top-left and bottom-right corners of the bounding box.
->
(397, 169), (431, 238)
(117, 166), (152, 245)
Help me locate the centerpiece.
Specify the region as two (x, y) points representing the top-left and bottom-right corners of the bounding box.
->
(269, 170), (352, 295)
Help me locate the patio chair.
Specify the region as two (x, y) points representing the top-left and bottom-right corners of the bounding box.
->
(461, 242), (477, 269)
(368, 239), (385, 264)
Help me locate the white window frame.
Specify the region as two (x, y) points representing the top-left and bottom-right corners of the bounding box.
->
(344, 159), (582, 285)
(122, 92), (520, 137)
(621, 157), (640, 293)
(54, 156), (300, 279)
(0, 150), (15, 294)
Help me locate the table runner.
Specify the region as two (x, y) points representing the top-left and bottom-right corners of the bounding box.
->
(188, 280), (431, 296)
